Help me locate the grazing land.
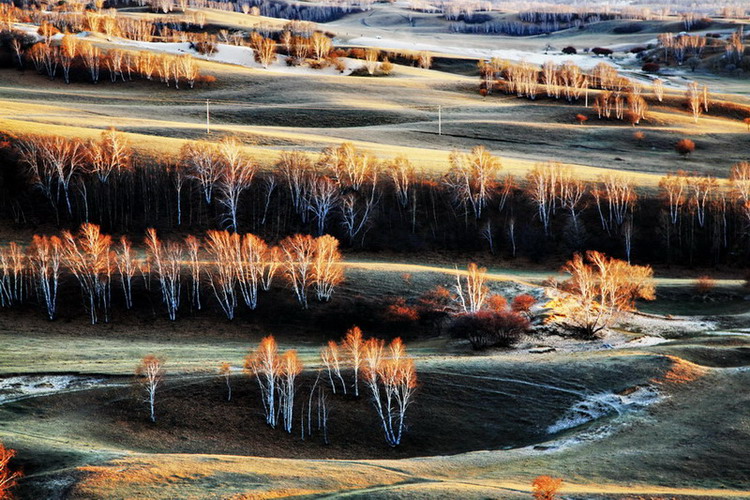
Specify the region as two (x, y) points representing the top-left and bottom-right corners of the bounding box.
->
(0, 0), (749, 499)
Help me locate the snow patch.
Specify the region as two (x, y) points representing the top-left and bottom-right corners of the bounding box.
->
(114, 39), (364, 76)
(622, 335), (668, 347)
(0, 375), (105, 404)
(547, 385), (661, 434)
(348, 36), (632, 71)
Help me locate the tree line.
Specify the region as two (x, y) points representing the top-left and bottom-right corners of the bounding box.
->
(0, 222), (344, 323)
(3, 131), (750, 267)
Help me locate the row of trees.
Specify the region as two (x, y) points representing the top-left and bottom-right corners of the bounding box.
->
(5, 132), (750, 265)
(4, 30), (205, 87)
(138, 330), (417, 446)
(656, 28), (745, 67)
(481, 57), (714, 126)
(0, 223), (344, 322)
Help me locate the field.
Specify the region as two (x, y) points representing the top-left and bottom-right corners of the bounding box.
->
(1, 0), (750, 499)
(2, 5), (750, 186)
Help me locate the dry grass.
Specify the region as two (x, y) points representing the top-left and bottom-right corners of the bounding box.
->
(653, 355), (709, 385)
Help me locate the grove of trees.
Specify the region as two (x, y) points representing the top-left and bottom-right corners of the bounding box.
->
(3, 132), (750, 271)
(140, 331), (417, 446)
(546, 251), (656, 338)
(0, 222), (344, 322)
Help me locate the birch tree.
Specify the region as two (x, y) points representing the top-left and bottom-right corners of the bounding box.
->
(246, 336), (280, 428)
(546, 251), (655, 338)
(455, 262), (488, 313)
(62, 223), (113, 324)
(312, 235), (343, 302)
(115, 236), (138, 310)
(219, 362), (232, 401)
(321, 340), (346, 394)
(343, 326), (364, 396)
(136, 355), (165, 423)
(27, 235), (63, 320)
(279, 350), (302, 433)
(363, 337), (417, 447)
(182, 141), (221, 205)
(445, 146), (500, 219)
(217, 137), (256, 232)
(145, 228), (183, 320)
(280, 234), (316, 309)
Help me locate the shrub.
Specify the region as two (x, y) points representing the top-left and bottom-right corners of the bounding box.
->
(333, 59), (346, 72)
(348, 48), (365, 59)
(675, 138), (696, 157)
(642, 62), (660, 72)
(0, 441), (22, 499)
(511, 294), (536, 318)
(592, 47), (613, 57)
(385, 297), (420, 323)
(532, 475), (563, 500)
(196, 74), (216, 86)
(307, 58), (329, 70)
(633, 131), (646, 141)
(448, 311), (528, 350)
(486, 294), (508, 312)
(419, 285), (454, 312)
(191, 37), (218, 55)
(380, 58), (394, 75)
(693, 275), (716, 294)
(690, 18), (712, 30)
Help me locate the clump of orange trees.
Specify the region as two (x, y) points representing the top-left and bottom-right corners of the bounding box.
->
(546, 251), (655, 338)
(243, 330), (416, 446)
(0, 223), (345, 322)
(245, 336), (302, 432)
(362, 336), (418, 446)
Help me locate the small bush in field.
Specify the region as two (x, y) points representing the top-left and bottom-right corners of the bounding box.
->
(486, 294), (508, 312)
(511, 294), (536, 318)
(675, 138), (695, 157)
(532, 475), (563, 500)
(448, 311), (528, 349)
(693, 275), (716, 294)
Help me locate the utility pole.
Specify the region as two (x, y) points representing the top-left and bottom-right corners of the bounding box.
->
(438, 105), (442, 135)
(206, 99), (210, 134)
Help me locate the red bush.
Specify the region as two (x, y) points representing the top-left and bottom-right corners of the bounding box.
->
(675, 138), (696, 157)
(486, 294), (508, 312)
(385, 297), (420, 322)
(511, 294), (536, 316)
(448, 311), (529, 349)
